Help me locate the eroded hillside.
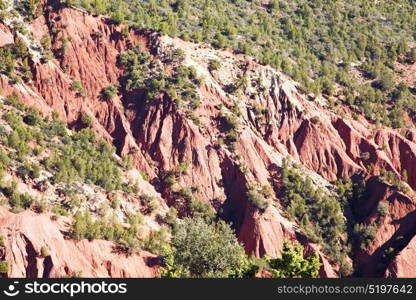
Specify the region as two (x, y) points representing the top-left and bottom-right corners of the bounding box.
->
(0, 0), (415, 278)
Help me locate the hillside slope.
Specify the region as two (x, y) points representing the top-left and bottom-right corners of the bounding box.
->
(0, 0), (415, 278)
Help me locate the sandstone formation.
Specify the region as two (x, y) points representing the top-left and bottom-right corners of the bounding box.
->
(0, 1), (415, 278)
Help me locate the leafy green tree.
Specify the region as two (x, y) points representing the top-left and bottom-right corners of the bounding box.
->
(162, 217), (249, 278)
(267, 241), (321, 278)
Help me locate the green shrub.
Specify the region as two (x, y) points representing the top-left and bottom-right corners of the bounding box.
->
(40, 246), (50, 258)
(0, 150), (10, 170)
(23, 0), (40, 19)
(140, 194), (158, 214)
(247, 188), (269, 212)
(148, 200), (158, 214)
(118, 46), (201, 112)
(353, 223), (377, 250)
(0, 261), (8, 274)
(267, 241), (321, 278)
(33, 199), (47, 213)
(0, 41), (29, 78)
(40, 35), (52, 50)
(165, 207), (178, 226)
(117, 235), (140, 254)
(142, 227), (170, 255)
(80, 114), (93, 127)
(380, 169), (409, 193)
(164, 173), (177, 187)
(161, 217), (249, 278)
(101, 84), (118, 100)
(70, 80), (86, 96)
(360, 152), (371, 161)
(126, 212), (144, 226)
(48, 129), (121, 191)
(280, 159), (346, 262)
(24, 108), (42, 126)
(189, 198), (215, 221)
(52, 204), (69, 216)
(110, 197), (120, 209)
(377, 202), (389, 217)
(1, 177), (34, 211)
(310, 116), (320, 124)
(0, 0), (8, 10)
(208, 59), (221, 71)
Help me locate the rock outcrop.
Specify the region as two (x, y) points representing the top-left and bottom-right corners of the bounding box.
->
(385, 235), (416, 278)
(0, 208), (158, 278)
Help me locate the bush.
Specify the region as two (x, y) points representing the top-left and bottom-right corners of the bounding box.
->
(310, 116), (320, 124)
(189, 198), (215, 221)
(117, 235), (140, 255)
(23, 108), (42, 126)
(162, 217), (249, 278)
(118, 46), (201, 113)
(208, 59), (221, 71)
(280, 159), (346, 262)
(70, 80), (86, 96)
(33, 199), (47, 213)
(110, 197), (120, 209)
(1, 177), (34, 211)
(29, 163), (41, 179)
(247, 189), (269, 212)
(165, 207), (178, 226)
(71, 210), (96, 240)
(375, 72), (395, 91)
(48, 129), (122, 191)
(0, 41), (29, 78)
(338, 258), (354, 277)
(126, 212), (144, 226)
(164, 173), (177, 187)
(80, 114), (93, 127)
(147, 200), (158, 214)
(0, 150), (10, 170)
(380, 169), (409, 193)
(353, 223), (377, 250)
(71, 210), (140, 254)
(40, 246), (50, 258)
(377, 202), (389, 217)
(140, 194), (157, 214)
(40, 35), (51, 50)
(0, 0), (7, 10)
(142, 227), (170, 255)
(360, 152), (371, 161)
(0, 260), (9, 275)
(0, 261), (8, 274)
(267, 241), (321, 278)
(101, 84), (118, 100)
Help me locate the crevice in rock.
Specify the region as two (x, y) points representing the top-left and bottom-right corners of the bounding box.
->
(22, 235), (38, 278)
(42, 256), (53, 278)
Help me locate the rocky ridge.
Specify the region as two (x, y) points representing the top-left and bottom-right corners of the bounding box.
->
(0, 1), (415, 277)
